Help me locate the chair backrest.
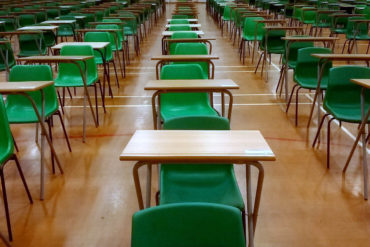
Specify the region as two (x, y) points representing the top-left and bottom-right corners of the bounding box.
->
(84, 32), (113, 61)
(6, 65), (58, 118)
(173, 43), (209, 78)
(0, 39), (15, 71)
(160, 64), (210, 109)
(346, 17), (369, 37)
(163, 115), (230, 130)
(170, 19), (189, 24)
(58, 45), (97, 83)
(261, 29), (286, 54)
(283, 37), (314, 68)
(295, 47), (332, 85)
(243, 17), (265, 40)
(0, 96), (14, 164)
(170, 31), (198, 54)
(324, 66), (370, 111)
(18, 33), (47, 56)
(169, 25), (191, 31)
(18, 14), (36, 27)
(96, 24), (122, 48)
(131, 202), (246, 247)
(172, 14), (189, 19)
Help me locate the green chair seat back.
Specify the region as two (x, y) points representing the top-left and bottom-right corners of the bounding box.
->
(261, 29), (286, 54)
(283, 37), (314, 69)
(58, 16), (75, 36)
(169, 31), (198, 55)
(174, 42), (209, 78)
(346, 17), (370, 39)
(84, 32), (113, 63)
(18, 33), (47, 56)
(0, 96), (14, 164)
(5, 65), (58, 123)
(55, 45), (98, 87)
(168, 25), (191, 31)
(324, 66), (370, 122)
(160, 64), (217, 121)
(169, 19), (189, 24)
(131, 203), (246, 247)
(172, 14), (189, 19)
(294, 47), (332, 89)
(18, 14), (36, 27)
(243, 17), (265, 41)
(96, 24), (123, 50)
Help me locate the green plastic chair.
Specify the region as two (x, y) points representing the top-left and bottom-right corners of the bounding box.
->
(342, 17), (370, 54)
(276, 38), (314, 93)
(32, 23), (57, 51)
(169, 31), (198, 55)
(168, 25), (191, 31)
(84, 32), (120, 89)
(172, 14), (189, 19)
(160, 115), (245, 220)
(286, 47), (332, 126)
(255, 29), (286, 74)
(54, 45), (105, 124)
(5, 65), (72, 166)
(239, 17), (265, 64)
(174, 43), (210, 79)
(46, 8), (60, 20)
(18, 33), (47, 57)
(58, 16), (76, 41)
(131, 202), (246, 247)
(18, 14), (36, 27)
(0, 39), (15, 72)
(96, 24), (126, 76)
(169, 19), (189, 24)
(313, 66), (370, 168)
(159, 64), (218, 124)
(0, 96), (33, 242)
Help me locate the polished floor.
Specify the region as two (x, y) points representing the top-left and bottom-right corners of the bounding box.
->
(1, 3), (370, 247)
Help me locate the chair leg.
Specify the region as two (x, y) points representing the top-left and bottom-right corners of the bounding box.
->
(93, 84), (99, 126)
(312, 113), (330, 147)
(111, 61), (119, 88)
(0, 168), (12, 241)
(276, 65), (285, 93)
(341, 40), (348, 54)
(327, 117), (336, 169)
(55, 110), (72, 152)
(46, 118), (55, 174)
(97, 80), (106, 114)
(295, 87), (302, 126)
(12, 155), (33, 204)
(12, 135), (19, 152)
(286, 84), (298, 113)
(242, 209), (246, 239)
(254, 53), (263, 74)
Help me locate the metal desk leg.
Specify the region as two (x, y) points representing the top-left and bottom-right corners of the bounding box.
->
(246, 165), (254, 247)
(40, 89), (45, 200)
(285, 42), (291, 103)
(146, 164), (152, 208)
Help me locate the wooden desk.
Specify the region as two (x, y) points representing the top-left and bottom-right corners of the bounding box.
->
(16, 55), (97, 142)
(145, 79), (239, 128)
(42, 20), (77, 40)
(343, 79), (370, 200)
(120, 130), (276, 247)
(347, 19), (370, 54)
(165, 23), (201, 28)
(163, 38), (215, 55)
(17, 25), (58, 31)
(308, 54), (370, 131)
(281, 36), (339, 105)
(0, 81), (63, 200)
(151, 55), (219, 79)
(161, 31), (204, 53)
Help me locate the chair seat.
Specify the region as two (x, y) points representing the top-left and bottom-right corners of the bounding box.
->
(346, 34), (370, 40)
(160, 94), (218, 122)
(324, 103), (367, 123)
(294, 75), (329, 90)
(160, 164), (245, 210)
(242, 34), (263, 41)
(55, 74), (97, 87)
(6, 104), (56, 123)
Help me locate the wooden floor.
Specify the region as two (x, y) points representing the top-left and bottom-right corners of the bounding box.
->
(1, 3), (370, 246)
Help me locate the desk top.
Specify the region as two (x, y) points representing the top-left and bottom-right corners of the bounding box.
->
(311, 53), (370, 60)
(56, 16), (86, 20)
(165, 24), (201, 28)
(167, 19), (198, 22)
(119, 130), (276, 163)
(76, 29), (120, 33)
(264, 26), (304, 30)
(164, 38), (216, 42)
(145, 79), (239, 91)
(42, 20), (76, 25)
(17, 55), (94, 63)
(0, 81), (53, 93)
(18, 26), (58, 31)
(51, 42), (110, 50)
(151, 55), (219, 61)
(350, 79), (370, 89)
(282, 36), (339, 42)
(162, 30), (204, 36)
(254, 19), (287, 23)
